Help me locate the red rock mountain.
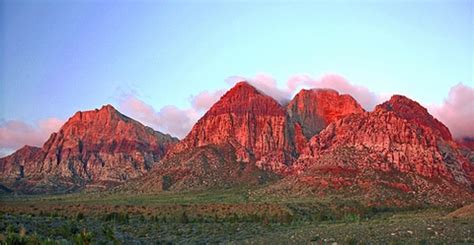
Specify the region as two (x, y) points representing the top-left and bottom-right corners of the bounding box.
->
(284, 95), (473, 205)
(0, 105), (178, 193)
(0, 145), (41, 178)
(170, 81), (297, 172)
(287, 88), (365, 139)
(377, 95), (452, 141)
(1, 82), (472, 202)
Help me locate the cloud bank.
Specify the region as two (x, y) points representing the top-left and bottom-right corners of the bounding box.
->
(0, 118), (64, 157)
(429, 83), (474, 139)
(119, 94), (199, 139)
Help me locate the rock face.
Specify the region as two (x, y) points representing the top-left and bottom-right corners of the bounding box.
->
(170, 81), (297, 172)
(126, 143), (278, 192)
(296, 95), (471, 187)
(287, 88), (364, 139)
(0, 146), (41, 179)
(0, 105), (178, 192)
(377, 95), (452, 141)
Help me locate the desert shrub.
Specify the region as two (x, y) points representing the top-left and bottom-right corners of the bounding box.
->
(346, 236), (359, 245)
(53, 220), (79, 239)
(76, 212), (85, 221)
(73, 229), (93, 245)
(102, 225), (119, 244)
(6, 224), (16, 234)
(102, 212), (129, 224)
(343, 213), (361, 223)
(274, 213), (294, 224)
(5, 232), (27, 245)
(179, 212), (189, 224)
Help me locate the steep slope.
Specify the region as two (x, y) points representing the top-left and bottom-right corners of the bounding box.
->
(125, 143), (279, 192)
(377, 95), (452, 141)
(268, 95), (473, 206)
(0, 105), (178, 193)
(287, 88), (364, 140)
(170, 81), (297, 172)
(0, 146), (41, 178)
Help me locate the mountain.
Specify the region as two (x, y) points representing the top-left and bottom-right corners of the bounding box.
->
(274, 95), (473, 206)
(0, 145), (41, 178)
(124, 143), (279, 193)
(287, 88), (365, 140)
(0, 105), (178, 193)
(170, 81), (298, 172)
(1, 83), (472, 204)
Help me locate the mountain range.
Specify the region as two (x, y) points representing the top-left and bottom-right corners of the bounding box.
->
(1, 81), (472, 206)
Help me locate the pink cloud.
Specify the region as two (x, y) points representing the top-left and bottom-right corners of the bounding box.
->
(429, 83), (474, 139)
(226, 74), (291, 104)
(226, 73), (381, 109)
(0, 118), (64, 157)
(119, 94), (198, 139)
(287, 74), (382, 110)
(190, 89), (225, 112)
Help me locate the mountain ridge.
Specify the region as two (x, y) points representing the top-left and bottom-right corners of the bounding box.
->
(1, 82), (472, 204)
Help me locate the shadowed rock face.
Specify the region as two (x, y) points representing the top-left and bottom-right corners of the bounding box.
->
(0, 105), (178, 191)
(287, 88), (365, 139)
(296, 95), (471, 187)
(170, 81), (297, 172)
(0, 146), (41, 178)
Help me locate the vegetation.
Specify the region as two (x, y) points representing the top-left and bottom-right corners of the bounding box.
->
(0, 187), (472, 243)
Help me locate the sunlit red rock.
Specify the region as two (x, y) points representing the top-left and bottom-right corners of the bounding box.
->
(170, 81), (297, 172)
(0, 105), (178, 191)
(296, 95), (471, 187)
(377, 95), (452, 141)
(287, 88), (364, 139)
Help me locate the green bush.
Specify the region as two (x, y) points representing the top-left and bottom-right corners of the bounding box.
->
(343, 213), (361, 223)
(179, 212), (189, 224)
(102, 212), (129, 224)
(73, 229), (93, 245)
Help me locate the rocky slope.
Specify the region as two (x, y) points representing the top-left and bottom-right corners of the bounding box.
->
(0, 105), (178, 193)
(287, 88), (364, 140)
(275, 95), (473, 206)
(170, 81), (297, 172)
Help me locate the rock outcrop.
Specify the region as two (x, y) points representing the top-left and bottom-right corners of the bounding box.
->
(296, 95), (471, 187)
(287, 88), (364, 139)
(0, 105), (178, 192)
(0, 146), (41, 178)
(170, 81), (297, 172)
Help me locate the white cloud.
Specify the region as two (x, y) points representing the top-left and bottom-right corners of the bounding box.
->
(0, 118), (64, 157)
(429, 83), (474, 139)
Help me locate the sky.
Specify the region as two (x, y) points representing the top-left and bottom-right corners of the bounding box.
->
(0, 0), (473, 156)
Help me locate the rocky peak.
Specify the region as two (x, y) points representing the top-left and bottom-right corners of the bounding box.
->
(205, 81), (285, 116)
(297, 95), (470, 187)
(376, 95), (452, 141)
(287, 88), (364, 139)
(0, 145), (41, 177)
(171, 81), (294, 172)
(0, 105), (178, 192)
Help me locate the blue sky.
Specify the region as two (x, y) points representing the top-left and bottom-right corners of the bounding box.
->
(0, 0), (473, 154)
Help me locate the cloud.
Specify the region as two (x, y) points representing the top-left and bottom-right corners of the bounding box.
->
(429, 83), (474, 139)
(287, 74), (382, 110)
(226, 73), (292, 104)
(190, 89), (225, 112)
(0, 118), (64, 157)
(119, 94), (199, 139)
(226, 73), (381, 110)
